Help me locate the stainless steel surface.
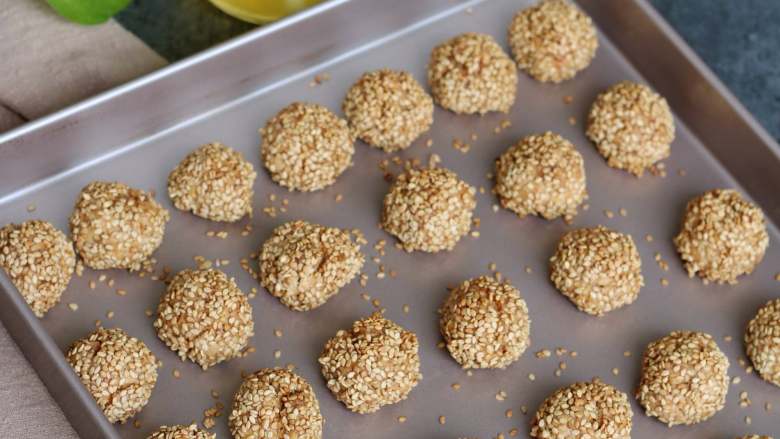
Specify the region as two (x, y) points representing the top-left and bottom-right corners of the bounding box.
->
(1, 0), (779, 438)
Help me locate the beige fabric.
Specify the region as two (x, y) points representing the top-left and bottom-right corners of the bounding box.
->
(0, 0), (167, 437)
(0, 0), (167, 133)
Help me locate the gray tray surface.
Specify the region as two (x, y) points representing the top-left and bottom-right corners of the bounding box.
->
(0, 0), (778, 438)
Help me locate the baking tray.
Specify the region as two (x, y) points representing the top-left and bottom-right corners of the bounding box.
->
(1, 0), (779, 438)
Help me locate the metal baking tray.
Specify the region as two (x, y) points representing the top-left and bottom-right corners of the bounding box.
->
(1, 0), (779, 438)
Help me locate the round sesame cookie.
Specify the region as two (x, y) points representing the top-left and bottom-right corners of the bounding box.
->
(745, 298), (780, 387)
(549, 226), (643, 316)
(154, 268), (253, 369)
(343, 69), (434, 152)
(319, 312), (421, 414)
(495, 131), (587, 220)
(66, 327), (158, 423)
(229, 368), (323, 439)
(439, 276), (531, 369)
(427, 32), (517, 114)
(674, 189), (768, 284)
(261, 102), (354, 191)
(508, 0), (598, 83)
(0, 220), (75, 317)
(382, 167), (476, 252)
(530, 380), (633, 439)
(70, 181), (170, 271)
(586, 81), (674, 176)
(147, 424), (215, 439)
(259, 220), (365, 311)
(168, 142), (256, 222)
(636, 330), (729, 426)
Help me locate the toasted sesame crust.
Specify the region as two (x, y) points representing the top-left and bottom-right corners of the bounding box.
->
(168, 142), (257, 222)
(495, 131), (587, 220)
(439, 276), (531, 369)
(343, 69), (434, 152)
(508, 0), (598, 83)
(229, 368), (323, 439)
(0, 220), (75, 317)
(66, 327), (158, 424)
(427, 32), (517, 114)
(154, 268), (254, 369)
(745, 298), (780, 387)
(381, 167), (476, 252)
(530, 380), (633, 439)
(260, 102), (354, 191)
(146, 424), (215, 439)
(586, 81), (674, 176)
(636, 331), (729, 426)
(674, 189), (768, 284)
(737, 436), (773, 439)
(259, 220), (364, 311)
(549, 226), (643, 316)
(70, 181), (170, 271)
(319, 312), (421, 414)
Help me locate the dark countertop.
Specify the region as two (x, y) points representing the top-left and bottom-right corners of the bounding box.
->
(115, 0), (780, 142)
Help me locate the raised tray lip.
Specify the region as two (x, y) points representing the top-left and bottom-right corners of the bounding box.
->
(1, 1), (779, 438)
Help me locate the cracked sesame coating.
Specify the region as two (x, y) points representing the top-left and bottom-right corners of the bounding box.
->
(66, 327), (158, 423)
(530, 380), (633, 439)
(168, 142), (256, 222)
(382, 167), (476, 252)
(427, 32), (517, 114)
(343, 69), (434, 152)
(260, 102), (354, 191)
(495, 131), (587, 220)
(259, 220), (365, 311)
(439, 276), (531, 369)
(508, 0), (598, 83)
(70, 181), (170, 271)
(319, 312), (421, 414)
(154, 268), (254, 370)
(146, 424), (215, 439)
(586, 81), (674, 176)
(745, 298), (780, 387)
(674, 189), (768, 284)
(229, 368), (323, 439)
(549, 226), (643, 316)
(0, 220), (75, 317)
(636, 330), (729, 426)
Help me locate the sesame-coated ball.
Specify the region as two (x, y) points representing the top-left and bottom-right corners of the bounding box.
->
(586, 81), (674, 176)
(427, 33), (517, 114)
(229, 368), (323, 439)
(549, 226), (643, 316)
(259, 220), (365, 311)
(495, 131), (587, 220)
(154, 268), (254, 369)
(70, 181), (170, 271)
(261, 102), (354, 191)
(745, 298), (780, 387)
(530, 380), (633, 439)
(146, 424), (215, 439)
(674, 189), (768, 284)
(319, 312), (421, 414)
(66, 327), (158, 423)
(168, 142), (256, 222)
(343, 69), (434, 152)
(439, 276), (531, 369)
(737, 436), (773, 439)
(382, 167), (476, 252)
(508, 0), (598, 83)
(0, 220), (75, 317)
(636, 330), (729, 426)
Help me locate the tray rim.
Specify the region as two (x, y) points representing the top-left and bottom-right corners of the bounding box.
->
(1, 1), (779, 438)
